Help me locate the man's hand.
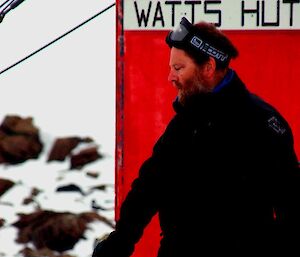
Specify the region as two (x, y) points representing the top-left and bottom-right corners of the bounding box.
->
(92, 234), (110, 257)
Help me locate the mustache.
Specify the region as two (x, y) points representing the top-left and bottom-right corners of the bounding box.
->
(173, 82), (182, 89)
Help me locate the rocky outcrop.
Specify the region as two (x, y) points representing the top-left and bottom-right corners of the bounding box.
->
(19, 247), (75, 257)
(0, 178), (15, 197)
(0, 115), (43, 164)
(47, 137), (93, 162)
(13, 210), (115, 252)
(0, 116), (104, 170)
(70, 146), (103, 169)
(0, 114), (114, 257)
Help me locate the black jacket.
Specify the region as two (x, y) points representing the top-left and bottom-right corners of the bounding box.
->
(93, 72), (300, 257)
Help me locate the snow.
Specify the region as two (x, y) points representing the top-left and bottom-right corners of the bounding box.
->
(0, 131), (115, 256)
(0, 0), (116, 256)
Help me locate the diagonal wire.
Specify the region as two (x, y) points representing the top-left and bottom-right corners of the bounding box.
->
(0, 0), (13, 9)
(0, 2), (115, 76)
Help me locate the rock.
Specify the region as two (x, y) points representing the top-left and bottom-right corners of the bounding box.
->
(19, 247), (75, 257)
(56, 184), (85, 195)
(0, 115), (39, 137)
(31, 187), (41, 197)
(79, 212), (115, 228)
(13, 210), (114, 252)
(70, 146), (102, 170)
(0, 115), (43, 164)
(47, 137), (93, 162)
(22, 187), (41, 206)
(91, 199), (113, 211)
(13, 210), (85, 252)
(22, 197), (35, 205)
(86, 171), (99, 178)
(0, 178), (15, 197)
(0, 135), (43, 164)
(90, 184), (113, 192)
(0, 218), (5, 228)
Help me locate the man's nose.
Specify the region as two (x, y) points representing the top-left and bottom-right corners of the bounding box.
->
(168, 70), (177, 82)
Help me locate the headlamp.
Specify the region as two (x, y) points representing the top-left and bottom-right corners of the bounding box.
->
(166, 17), (229, 63)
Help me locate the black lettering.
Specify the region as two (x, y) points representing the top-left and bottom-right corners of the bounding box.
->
(262, 0), (280, 26)
(241, 1), (260, 27)
(184, 1), (202, 24)
(204, 0), (221, 27)
(283, 0), (300, 26)
(165, 1), (182, 26)
(153, 2), (165, 27)
(134, 1), (152, 27)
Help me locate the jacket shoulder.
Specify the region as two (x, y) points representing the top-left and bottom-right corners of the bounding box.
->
(247, 93), (293, 139)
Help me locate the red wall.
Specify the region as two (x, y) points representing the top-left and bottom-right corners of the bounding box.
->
(116, 13), (300, 257)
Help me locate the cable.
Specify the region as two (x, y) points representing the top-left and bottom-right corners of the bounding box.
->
(1, 0), (26, 23)
(0, 0), (13, 22)
(0, 2), (115, 76)
(0, 0), (13, 9)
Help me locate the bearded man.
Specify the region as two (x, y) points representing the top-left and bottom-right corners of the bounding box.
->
(93, 17), (300, 257)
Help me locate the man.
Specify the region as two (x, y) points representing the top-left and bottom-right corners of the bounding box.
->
(93, 17), (300, 257)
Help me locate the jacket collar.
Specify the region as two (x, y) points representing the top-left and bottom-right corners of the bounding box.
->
(172, 71), (249, 116)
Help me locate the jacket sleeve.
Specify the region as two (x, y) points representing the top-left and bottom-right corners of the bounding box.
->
(265, 115), (300, 218)
(261, 113), (300, 251)
(92, 137), (166, 257)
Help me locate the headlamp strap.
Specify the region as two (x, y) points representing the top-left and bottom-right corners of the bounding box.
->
(190, 35), (228, 62)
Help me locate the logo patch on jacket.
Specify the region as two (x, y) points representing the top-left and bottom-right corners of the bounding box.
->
(268, 116), (286, 135)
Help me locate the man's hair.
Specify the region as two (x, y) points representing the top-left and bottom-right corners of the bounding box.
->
(184, 21), (238, 70)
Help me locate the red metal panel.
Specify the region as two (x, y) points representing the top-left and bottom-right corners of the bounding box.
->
(117, 2), (300, 257)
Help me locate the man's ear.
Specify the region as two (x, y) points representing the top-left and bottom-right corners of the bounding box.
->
(205, 57), (216, 78)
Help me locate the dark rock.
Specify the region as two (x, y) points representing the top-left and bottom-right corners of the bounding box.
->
(31, 187), (41, 197)
(0, 115), (43, 164)
(0, 115), (39, 137)
(0, 178), (15, 197)
(90, 184), (113, 192)
(19, 247), (75, 257)
(19, 247), (54, 257)
(56, 184), (85, 195)
(70, 146), (102, 170)
(0, 130), (6, 140)
(0, 131), (7, 163)
(47, 137), (93, 162)
(13, 210), (114, 252)
(0, 218), (5, 228)
(13, 210), (85, 252)
(91, 199), (113, 211)
(86, 171), (99, 178)
(0, 152), (6, 163)
(0, 135), (43, 164)
(79, 212), (115, 228)
(22, 197), (34, 205)
(22, 187), (41, 206)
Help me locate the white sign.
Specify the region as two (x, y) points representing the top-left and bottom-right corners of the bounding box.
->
(124, 0), (300, 30)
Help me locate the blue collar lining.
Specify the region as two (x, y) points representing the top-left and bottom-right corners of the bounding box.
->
(213, 69), (234, 93)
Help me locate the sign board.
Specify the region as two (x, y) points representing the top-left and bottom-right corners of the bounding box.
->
(124, 0), (300, 30)
(116, 1), (300, 257)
